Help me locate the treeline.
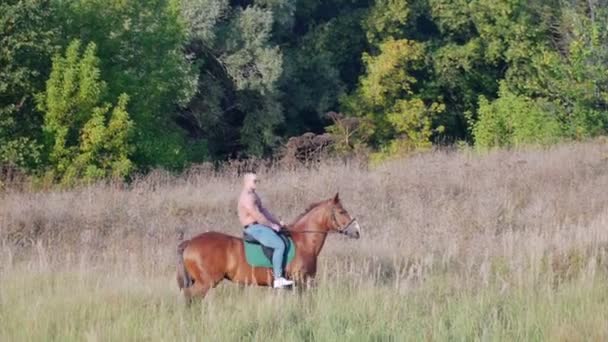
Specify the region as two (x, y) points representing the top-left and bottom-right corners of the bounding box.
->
(2, 0), (608, 183)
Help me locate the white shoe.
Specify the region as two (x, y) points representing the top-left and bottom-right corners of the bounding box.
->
(273, 277), (294, 288)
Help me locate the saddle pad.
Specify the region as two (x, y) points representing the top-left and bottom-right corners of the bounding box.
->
(243, 235), (296, 268)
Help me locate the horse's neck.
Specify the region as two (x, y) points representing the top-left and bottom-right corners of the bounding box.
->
(290, 207), (330, 257)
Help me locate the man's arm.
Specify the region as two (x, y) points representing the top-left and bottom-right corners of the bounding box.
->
(259, 206), (281, 227)
(255, 193), (282, 229)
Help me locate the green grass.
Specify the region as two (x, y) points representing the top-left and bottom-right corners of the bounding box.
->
(2, 263), (607, 341)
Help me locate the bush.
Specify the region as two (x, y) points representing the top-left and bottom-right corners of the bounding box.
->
(37, 40), (133, 185)
(473, 84), (563, 149)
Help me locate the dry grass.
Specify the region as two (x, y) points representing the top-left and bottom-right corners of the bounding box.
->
(2, 140), (608, 340)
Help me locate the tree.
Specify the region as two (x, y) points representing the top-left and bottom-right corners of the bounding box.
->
(512, 3), (608, 139)
(0, 0), (58, 171)
(277, 0), (370, 137)
(53, 0), (197, 169)
(180, 1), (286, 157)
(180, 0), (372, 158)
(38, 40), (133, 184)
(473, 83), (562, 148)
(472, 1), (608, 147)
(340, 37), (444, 157)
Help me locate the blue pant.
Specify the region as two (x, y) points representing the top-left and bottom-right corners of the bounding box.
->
(244, 224), (286, 278)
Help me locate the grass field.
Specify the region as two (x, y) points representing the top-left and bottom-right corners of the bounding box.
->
(2, 141), (608, 341)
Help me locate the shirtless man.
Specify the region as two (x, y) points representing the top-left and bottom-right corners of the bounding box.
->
(238, 173), (294, 288)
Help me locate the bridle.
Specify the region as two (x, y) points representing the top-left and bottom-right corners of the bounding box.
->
(330, 207), (357, 235)
(287, 206), (358, 236)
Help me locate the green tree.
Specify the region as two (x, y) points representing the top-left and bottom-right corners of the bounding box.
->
(426, 0), (554, 141)
(473, 83), (562, 148)
(472, 1), (608, 147)
(341, 37), (444, 157)
(510, 4), (608, 139)
(278, 0), (369, 136)
(335, 0), (449, 158)
(0, 0), (58, 170)
(38, 40), (133, 184)
(54, 0), (197, 169)
(180, 1), (286, 157)
(180, 0), (371, 158)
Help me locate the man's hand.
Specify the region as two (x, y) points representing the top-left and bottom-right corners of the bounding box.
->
(271, 223), (282, 231)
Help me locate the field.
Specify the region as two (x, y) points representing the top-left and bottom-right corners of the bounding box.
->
(2, 141), (608, 341)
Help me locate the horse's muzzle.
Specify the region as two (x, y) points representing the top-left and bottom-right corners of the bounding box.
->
(343, 219), (361, 239)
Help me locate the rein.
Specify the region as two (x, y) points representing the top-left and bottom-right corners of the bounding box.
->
(286, 215), (357, 236)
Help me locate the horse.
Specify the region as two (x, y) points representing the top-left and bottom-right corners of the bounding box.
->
(176, 193), (360, 303)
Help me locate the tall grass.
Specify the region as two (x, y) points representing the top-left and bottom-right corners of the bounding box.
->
(2, 141), (608, 341)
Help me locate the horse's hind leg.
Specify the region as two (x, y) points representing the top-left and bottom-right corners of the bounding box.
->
(183, 281), (212, 306)
(182, 262), (223, 305)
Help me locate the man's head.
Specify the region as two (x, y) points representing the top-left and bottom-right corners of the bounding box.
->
(243, 173), (258, 190)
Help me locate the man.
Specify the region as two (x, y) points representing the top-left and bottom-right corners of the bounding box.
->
(238, 173), (294, 288)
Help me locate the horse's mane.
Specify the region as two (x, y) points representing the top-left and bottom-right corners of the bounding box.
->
(289, 199), (329, 226)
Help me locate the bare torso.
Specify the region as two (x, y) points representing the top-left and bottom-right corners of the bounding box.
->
(237, 189), (258, 226)
(237, 189), (279, 229)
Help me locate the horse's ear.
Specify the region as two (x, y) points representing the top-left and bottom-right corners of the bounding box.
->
(333, 192), (340, 203)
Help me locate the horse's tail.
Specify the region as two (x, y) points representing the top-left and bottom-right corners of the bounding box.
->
(176, 230), (193, 289)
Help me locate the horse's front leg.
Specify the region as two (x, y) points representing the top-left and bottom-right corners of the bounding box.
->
(288, 258), (317, 291)
(290, 271), (317, 295)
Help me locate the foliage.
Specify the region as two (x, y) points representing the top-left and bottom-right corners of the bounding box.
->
(279, 7), (368, 136)
(473, 83), (563, 148)
(2, 0), (608, 182)
(341, 37), (444, 158)
(473, 2), (608, 148)
(179, 0), (286, 157)
(37, 40), (133, 184)
(516, 5), (608, 140)
(0, 0), (57, 170)
(53, 0), (198, 169)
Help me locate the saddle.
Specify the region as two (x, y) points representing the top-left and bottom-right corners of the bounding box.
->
(242, 230), (296, 268)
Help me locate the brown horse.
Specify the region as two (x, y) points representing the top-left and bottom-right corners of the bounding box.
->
(176, 193), (360, 303)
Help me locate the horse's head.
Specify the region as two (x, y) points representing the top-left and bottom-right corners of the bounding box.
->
(326, 192), (360, 239)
